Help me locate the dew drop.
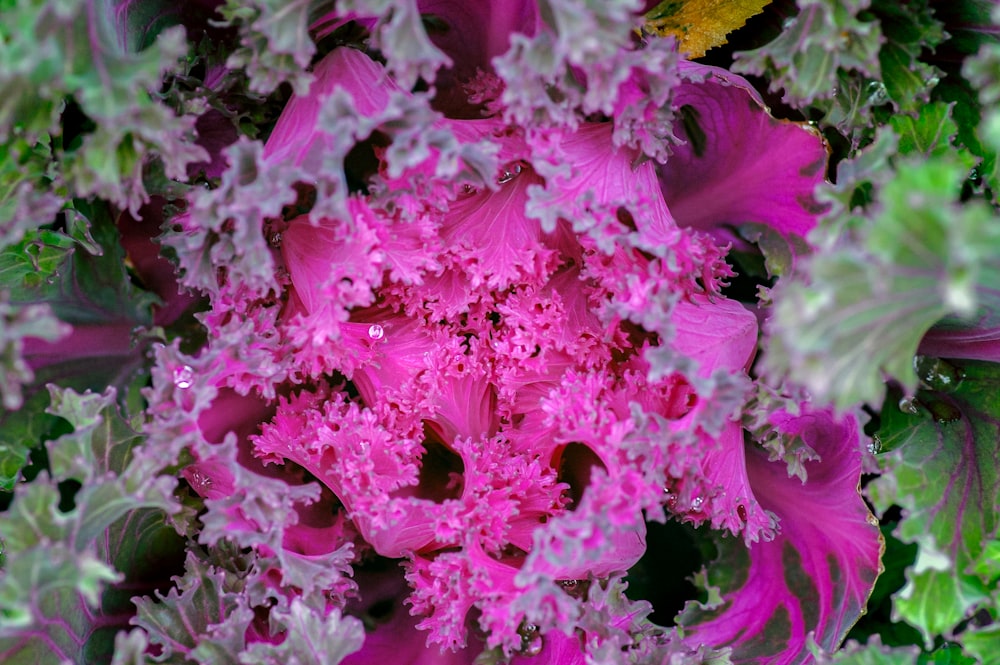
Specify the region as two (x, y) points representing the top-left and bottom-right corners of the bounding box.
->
(737, 504), (748, 523)
(497, 163), (523, 184)
(690, 496), (704, 511)
(913, 356), (964, 393)
(269, 232), (283, 247)
(898, 397), (920, 415)
(517, 623), (544, 656)
(868, 434), (883, 455)
(558, 579), (589, 599)
(865, 80), (888, 105)
(368, 324), (385, 341)
(173, 365), (194, 389)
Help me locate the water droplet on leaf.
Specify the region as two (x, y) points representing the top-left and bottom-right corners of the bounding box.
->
(497, 163), (523, 184)
(173, 365), (194, 389)
(558, 579), (589, 599)
(913, 356), (964, 393)
(517, 623), (543, 656)
(868, 434), (882, 455)
(898, 397), (920, 415)
(368, 324), (385, 340)
(865, 80), (888, 105)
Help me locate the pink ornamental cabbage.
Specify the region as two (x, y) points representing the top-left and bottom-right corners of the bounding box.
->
(154, 9), (880, 663)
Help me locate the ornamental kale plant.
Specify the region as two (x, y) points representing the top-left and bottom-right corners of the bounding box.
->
(0, 1), (998, 664)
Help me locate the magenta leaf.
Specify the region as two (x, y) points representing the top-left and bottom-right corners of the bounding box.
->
(659, 63), (829, 271)
(918, 296), (1000, 362)
(679, 407), (882, 662)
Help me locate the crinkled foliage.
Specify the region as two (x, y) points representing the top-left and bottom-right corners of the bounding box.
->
(0, 0), (909, 664)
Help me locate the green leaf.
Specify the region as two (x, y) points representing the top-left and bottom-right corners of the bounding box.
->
(45, 386), (145, 483)
(240, 600), (365, 665)
(830, 636), (922, 664)
(963, 27), (1000, 200)
(0, 0), (205, 214)
(733, 0), (945, 148)
(216, 0), (320, 96)
(0, 133), (64, 250)
(132, 552), (252, 664)
(766, 152), (999, 409)
(0, 294), (68, 413)
(732, 0), (883, 108)
(961, 623), (1000, 665)
(867, 361), (1000, 646)
(889, 102), (959, 158)
(873, 0), (944, 112)
(0, 527), (177, 665)
(935, 0), (1000, 57)
(0, 200), (164, 484)
(1, 202), (159, 325)
(0, 387), (182, 664)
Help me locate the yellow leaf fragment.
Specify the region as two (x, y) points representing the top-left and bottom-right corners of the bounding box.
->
(645, 0), (772, 58)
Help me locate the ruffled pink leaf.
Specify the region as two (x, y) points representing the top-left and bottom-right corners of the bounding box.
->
(659, 63), (829, 255)
(527, 123), (675, 251)
(669, 294), (758, 377)
(439, 167), (556, 292)
(342, 563), (481, 665)
(679, 407), (882, 663)
(264, 47), (401, 166)
(417, 0), (540, 115)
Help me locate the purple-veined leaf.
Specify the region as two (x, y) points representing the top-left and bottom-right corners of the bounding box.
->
(765, 151), (999, 410)
(240, 600), (365, 665)
(824, 635), (922, 663)
(131, 551), (252, 664)
(0, 387), (181, 664)
(867, 360), (1000, 646)
(679, 408), (882, 663)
